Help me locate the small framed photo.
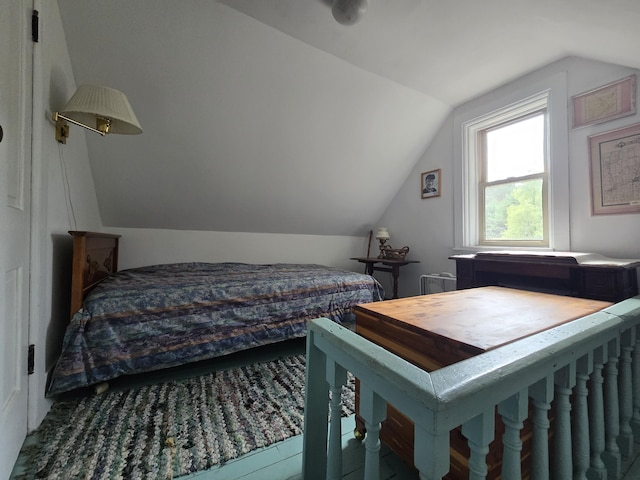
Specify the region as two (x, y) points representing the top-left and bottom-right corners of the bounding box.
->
(421, 169), (441, 199)
(572, 75), (636, 128)
(589, 122), (640, 215)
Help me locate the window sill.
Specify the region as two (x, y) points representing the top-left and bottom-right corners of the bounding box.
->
(451, 246), (555, 255)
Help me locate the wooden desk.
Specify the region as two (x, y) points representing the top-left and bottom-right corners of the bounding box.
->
(351, 257), (419, 299)
(450, 251), (640, 302)
(354, 287), (611, 479)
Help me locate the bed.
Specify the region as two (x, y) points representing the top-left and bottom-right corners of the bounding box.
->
(47, 231), (384, 396)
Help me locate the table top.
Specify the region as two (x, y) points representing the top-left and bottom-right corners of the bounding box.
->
(350, 256), (420, 265)
(353, 286), (611, 353)
(451, 251), (640, 267)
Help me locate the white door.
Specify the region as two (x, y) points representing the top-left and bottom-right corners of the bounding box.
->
(0, 1), (32, 478)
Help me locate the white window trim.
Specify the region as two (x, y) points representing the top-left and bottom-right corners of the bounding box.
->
(453, 71), (570, 253)
(471, 92), (549, 247)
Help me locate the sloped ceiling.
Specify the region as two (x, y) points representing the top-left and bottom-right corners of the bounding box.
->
(56, 0), (640, 236)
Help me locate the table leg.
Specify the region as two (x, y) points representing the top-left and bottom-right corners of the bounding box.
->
(364, 262), (374, 276)
(391, 266), (400, 299)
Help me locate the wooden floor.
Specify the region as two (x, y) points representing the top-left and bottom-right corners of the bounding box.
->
(184, 431), (640, 480)
(14, 420), (638, 480)
(178, 415), (419, 480)
(10, 339), (417, 480)
(10, 336), (640, 479)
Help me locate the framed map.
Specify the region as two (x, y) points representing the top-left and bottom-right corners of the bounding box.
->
(589, 122), (640, 215)
(573, 75), (636, 128)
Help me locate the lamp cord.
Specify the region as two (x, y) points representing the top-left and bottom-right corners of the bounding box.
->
(58, 143), (77, 231)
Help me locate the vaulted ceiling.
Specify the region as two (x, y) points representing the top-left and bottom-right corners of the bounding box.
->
(56, 0), (640, 236)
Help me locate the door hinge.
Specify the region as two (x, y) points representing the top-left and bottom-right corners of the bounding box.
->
(32, 10), (39, 43)
(28, 344), (35, 375)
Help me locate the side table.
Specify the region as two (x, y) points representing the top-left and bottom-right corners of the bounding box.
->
(350, 257), (419, 299)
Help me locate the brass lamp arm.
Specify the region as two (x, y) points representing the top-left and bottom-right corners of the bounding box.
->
(53, 112), (108, 143)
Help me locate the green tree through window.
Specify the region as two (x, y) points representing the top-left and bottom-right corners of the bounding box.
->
(484, 179), (543, 241)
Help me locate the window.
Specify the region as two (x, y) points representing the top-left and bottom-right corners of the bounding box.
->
(454, 75), (569, 252)
(479, 110), (548, 246)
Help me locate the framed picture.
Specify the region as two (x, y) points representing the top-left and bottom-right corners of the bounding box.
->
(420, 169), (441, 199)
(589, 122), (640, 215)
(572, 75), (636, 128)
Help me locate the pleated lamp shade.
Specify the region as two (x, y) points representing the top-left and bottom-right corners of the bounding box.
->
(60, 85), (142, 135)
(375, 227), (390, 240)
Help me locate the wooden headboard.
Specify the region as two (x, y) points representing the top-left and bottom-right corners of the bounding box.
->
(69, 231), (121, 319)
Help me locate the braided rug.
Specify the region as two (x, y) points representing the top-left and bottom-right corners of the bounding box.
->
(15, 355), (355, 479)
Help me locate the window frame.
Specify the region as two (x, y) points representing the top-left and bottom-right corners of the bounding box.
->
(477, 108), (549, 247)
(453, 72), (569, 253)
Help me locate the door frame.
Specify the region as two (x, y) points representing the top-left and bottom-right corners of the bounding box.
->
(0, 0), (34, 476)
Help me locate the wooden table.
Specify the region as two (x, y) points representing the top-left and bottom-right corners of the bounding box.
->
(353, 287), (612, 479)
(350, 257), (419, 299)
(450, 251), (640, 302)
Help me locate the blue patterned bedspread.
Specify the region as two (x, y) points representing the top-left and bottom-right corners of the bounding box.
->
(47, 262), (383, 396)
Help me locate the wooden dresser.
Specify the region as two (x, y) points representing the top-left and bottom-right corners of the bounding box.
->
(353, 287), (612, 479)
(450, 251), (640, 302)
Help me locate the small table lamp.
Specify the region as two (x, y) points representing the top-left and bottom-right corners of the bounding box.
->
(375, 227), (390, 258)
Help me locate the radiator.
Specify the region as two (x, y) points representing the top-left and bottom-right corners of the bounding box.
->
(419, 273), (457, 295)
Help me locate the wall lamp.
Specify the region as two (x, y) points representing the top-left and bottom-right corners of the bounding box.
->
(53, 85), (142, 144)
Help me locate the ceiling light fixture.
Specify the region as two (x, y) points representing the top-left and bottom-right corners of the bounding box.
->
(53, 85), (142, 144)
(332, 0), (368, 25)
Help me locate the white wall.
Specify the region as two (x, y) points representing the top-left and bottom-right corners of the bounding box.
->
(566, 58), (640, 258)
(57, 1), (449, 237)
(105, 227), (371, 273)
(30, 2), (376, 430)
(31, 15), (640, 433)
(378, 57), (640, 298)
(29, 0), (103, 428)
